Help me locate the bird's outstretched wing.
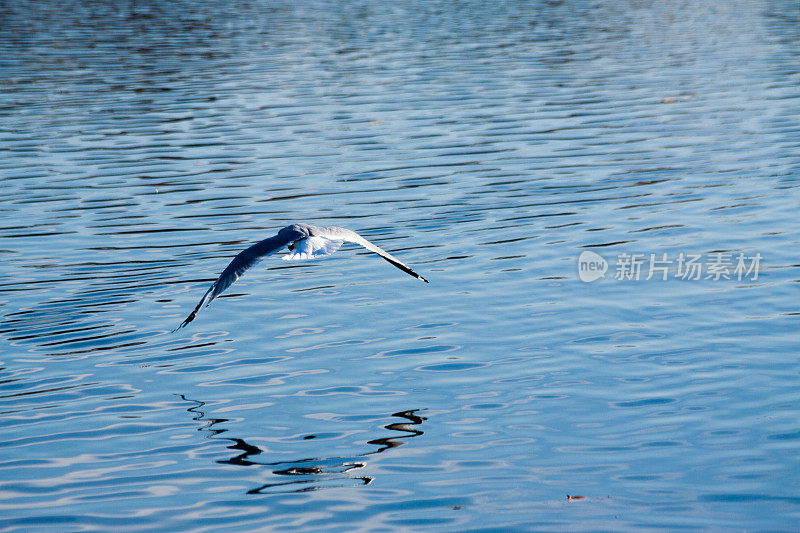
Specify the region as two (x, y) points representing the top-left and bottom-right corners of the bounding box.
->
(174, 226), (305, 330)
(306, 226), (429, 283)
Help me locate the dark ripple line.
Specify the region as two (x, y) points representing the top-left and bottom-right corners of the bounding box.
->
(0, 421), (186, 449)
(0, 382), (94, 401)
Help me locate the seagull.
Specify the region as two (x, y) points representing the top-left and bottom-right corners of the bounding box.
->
(175, 223), (428, 330)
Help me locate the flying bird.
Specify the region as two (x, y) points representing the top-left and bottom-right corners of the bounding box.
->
(175, 223), (428, 330)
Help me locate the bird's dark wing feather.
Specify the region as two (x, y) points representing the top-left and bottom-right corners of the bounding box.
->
(175, 227), (304, 330)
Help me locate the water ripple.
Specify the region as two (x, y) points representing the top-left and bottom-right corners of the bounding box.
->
(1, 0), (798, 530)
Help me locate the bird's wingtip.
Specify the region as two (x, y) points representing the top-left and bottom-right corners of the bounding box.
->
(173, 312), (196, 332)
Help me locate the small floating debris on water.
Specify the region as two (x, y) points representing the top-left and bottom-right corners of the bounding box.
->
(659, 95), (693, 103)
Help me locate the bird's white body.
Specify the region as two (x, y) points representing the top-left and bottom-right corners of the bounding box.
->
(283, 235), (343, 261)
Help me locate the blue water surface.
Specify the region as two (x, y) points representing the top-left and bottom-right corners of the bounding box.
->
(1, 0), (798, 530)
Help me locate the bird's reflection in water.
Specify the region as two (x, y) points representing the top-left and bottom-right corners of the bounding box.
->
(179, 395), (426, 494)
